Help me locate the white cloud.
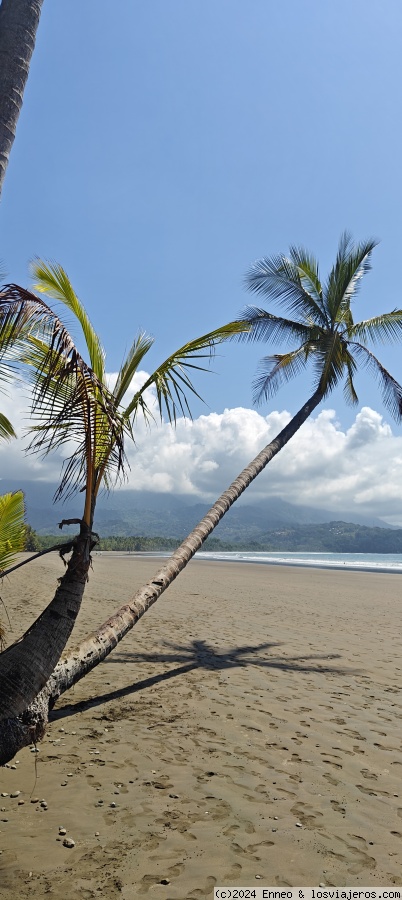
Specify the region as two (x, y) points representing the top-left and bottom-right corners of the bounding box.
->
(1, 375), (402, 524)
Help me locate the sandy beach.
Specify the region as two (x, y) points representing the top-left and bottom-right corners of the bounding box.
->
(0, 553), (402, 897)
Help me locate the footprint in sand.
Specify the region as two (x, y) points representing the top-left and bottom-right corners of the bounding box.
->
(290, 801), (323, 828)
(323, 773), (339, 786)
(330, 799), (346, 816)
(321, 758), (343, 769)
(188, 875), (217, 899)
(223, 863), (242, 881)
(243, 840), (275, 859)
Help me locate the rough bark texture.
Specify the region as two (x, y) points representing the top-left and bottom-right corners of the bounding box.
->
(0, 0), (44, 195)
(0, 530), (92, 721)
(0, 391), (323, 763)
(0, 687), (50, 765)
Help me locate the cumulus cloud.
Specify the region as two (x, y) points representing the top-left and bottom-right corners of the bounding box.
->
(121, 404), (402, 524)
(1, 375), (402, 524)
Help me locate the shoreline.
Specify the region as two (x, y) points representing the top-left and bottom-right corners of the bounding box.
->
(92, 549), (402, 575)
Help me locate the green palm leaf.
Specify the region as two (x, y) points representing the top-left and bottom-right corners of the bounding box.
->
(349, 311), (402, 344)
(342, 350), (359, 406)
(245, 253), (329, 328)
(124, 321), (248, 425)
(240, 233), (402, 422)
(0, 413), (16, 442)
(0, 491), (25, 574)
(349, 342), (402, 421)
(253, 345), (310, 404)
(31, 260), (106, 382)
(113, 332), (155, 407)
(238, 307), (312, 345)
(325, 232), (377, 320)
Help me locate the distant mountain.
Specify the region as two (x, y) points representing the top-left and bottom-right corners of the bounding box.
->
(95, 521), (402, 554)
(0, 479), (394, 542)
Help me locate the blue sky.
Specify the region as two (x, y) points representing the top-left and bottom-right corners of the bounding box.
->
(1, 1), (402, 521)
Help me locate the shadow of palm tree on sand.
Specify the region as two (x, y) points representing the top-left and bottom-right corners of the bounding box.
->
(51, 638), (356, 721)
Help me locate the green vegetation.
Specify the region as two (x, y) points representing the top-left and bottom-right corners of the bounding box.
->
(28, 521), (402, 555)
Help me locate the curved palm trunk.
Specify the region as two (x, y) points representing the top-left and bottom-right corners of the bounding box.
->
(0, 0), (44, 195)
(0, 389), (322, 763)
(50, 389), (323, 700)
(0, 526), (93, 722)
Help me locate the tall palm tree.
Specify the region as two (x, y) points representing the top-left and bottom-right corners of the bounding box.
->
(44, 232), (402, 704)
(0, 263), (245, 735)
(2, 233), (402, 764)
(0, 0), (44, 196)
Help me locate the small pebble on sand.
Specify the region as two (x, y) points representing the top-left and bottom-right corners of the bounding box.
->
(63, 838), (75, 848)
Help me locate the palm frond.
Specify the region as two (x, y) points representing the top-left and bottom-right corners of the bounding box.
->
(0, 491), (25, 573)
(245, 253), (329, 328)
(31, 260), (106, 382)
(325, 232), (378, 320)
(349, 310), (402, 344)
(113, 332), (155, 406)
(237, 306), (313, 345)
(0, 413), (16, 442)
(23, 336), (128, 503)
(349, 342), (402, 422)
(1, 284), (96, 392)
(312, 331), (348, 397)
(288, 246), (328, 321)
(124, 321), (248, 425)
(252, 345), (310, 405)
(342, 350), (359, 406)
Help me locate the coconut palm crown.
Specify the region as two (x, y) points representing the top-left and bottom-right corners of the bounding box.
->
(25, 260), (246, 529)
(241, 232), (402, 420)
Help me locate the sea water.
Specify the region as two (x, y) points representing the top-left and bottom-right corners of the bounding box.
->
(111, 549), (402, 573)
(193, 550), (402, 573)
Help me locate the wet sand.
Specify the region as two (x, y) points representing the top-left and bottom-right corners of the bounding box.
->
(1, 553), (402, 897)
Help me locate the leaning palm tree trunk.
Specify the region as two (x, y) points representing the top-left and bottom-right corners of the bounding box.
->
(0, 387), (323, 765)
(49, 390), (322, 701)
(0, 525), (93, 722)
(0, 0), (44, 196)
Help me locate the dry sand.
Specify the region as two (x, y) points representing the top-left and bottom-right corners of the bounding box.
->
(0, 553), (402, 898)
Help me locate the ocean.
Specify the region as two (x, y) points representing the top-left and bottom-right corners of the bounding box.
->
(194, 549), (402, 573)
(106, 549), (402, 573)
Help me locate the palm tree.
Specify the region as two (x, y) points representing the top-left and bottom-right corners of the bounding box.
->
(2, 233), (402, 764)
(0, 0), (45, 196)
(0, 282), (127, 721)
(0, 263), (245, 749)
(43, 232), (402, 706)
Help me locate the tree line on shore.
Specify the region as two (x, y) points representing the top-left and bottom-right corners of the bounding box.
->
(28, 521), (402, 555)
